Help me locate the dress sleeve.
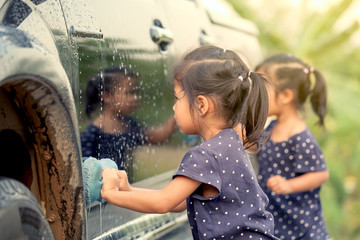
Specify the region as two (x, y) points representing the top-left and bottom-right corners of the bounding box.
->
(127, 117), (147, 145)
(294, 130), (328, 174)
(173, 146), (222, 197)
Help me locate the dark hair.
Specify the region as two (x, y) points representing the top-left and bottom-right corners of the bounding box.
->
(172, 45), (269, 150)
(255, 53), (327, 126)
(85, 66), (138, 117)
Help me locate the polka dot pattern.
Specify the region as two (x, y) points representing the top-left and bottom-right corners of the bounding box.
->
(80, 116), (146, 168)
(258, 121), (330, 240)
(174, 129), (279, 240)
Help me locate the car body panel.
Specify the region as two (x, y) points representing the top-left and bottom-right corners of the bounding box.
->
(0, 25), (84, 239)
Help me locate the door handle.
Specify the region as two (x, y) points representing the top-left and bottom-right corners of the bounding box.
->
(199, 30), (215, 46)
(70, 25), (103, 39)
(150, 19), (173, 52)
(150, 25), (173, 44)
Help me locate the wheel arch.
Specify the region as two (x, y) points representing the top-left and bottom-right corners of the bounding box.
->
(0, 26), (85, 239)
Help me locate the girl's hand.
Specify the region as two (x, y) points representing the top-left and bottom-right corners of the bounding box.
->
(101, 168), (120, 197)
(266, 175), (292, 195)
(267, 171), (329, 195)
(116, 170), (131, 192)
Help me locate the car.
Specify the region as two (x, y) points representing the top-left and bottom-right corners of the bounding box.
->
(0, 0), (262, 239)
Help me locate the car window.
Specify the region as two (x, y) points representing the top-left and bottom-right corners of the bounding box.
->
(62, 0), (192, 237)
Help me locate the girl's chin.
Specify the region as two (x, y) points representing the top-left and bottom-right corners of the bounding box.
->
(115, 109), (136, 116)
(179, 129), (189, 136)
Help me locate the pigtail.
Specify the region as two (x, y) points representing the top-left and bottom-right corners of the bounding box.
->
(234, 73), (251, 124)
(242, 71), (269, 151)
(85, 76), (102, 117)
(223, 71), (248, 128)
(309, 68), (327, 126)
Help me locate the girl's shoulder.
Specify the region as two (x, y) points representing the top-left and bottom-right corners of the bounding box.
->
(265, 119), (277, 132)
(81, 123), (101, 136)
(285, 128), (323, 156)
(184, 130), (233, 156)
(204, 128), (242, 147)
(122, 115), (145, 132)
(187, 142), (216, 157)
(267, 118), (313, 143)
(296, 127), (320, 146)
(183, 129), (242, 161)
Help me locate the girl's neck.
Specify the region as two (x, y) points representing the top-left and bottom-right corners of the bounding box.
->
(271, 107), (306, 142)
(201, 129), (222, 141)
(93, 109), (127, 134)
(198, 118), (228, 141)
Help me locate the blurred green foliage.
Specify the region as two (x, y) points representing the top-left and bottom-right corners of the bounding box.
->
(228, 0), (360, 239)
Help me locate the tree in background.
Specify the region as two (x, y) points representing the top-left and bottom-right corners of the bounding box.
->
(228, 0), (360, 239)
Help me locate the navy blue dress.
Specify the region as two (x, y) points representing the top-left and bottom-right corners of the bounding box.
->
(174, 128), (279, 240)
(258, 120), (330, 240)
(80, 116), (147, 169)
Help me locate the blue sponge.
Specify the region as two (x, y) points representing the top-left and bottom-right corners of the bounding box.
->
(82, 157), (118, 205)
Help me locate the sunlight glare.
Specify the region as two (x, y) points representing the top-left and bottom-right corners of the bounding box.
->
(201, 0), (229, 15)
(290, 0), (301, 6)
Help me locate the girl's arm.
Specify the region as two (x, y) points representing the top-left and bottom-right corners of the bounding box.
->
(146, 116), (177, 144)
(170, 199), (187, 212)
(115, 178), (188, 213)
(101, 168), (200, 213)
(266, 170), (329, 195)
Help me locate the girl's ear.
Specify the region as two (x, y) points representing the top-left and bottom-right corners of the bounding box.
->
(278, 89), (295, 105)
(196, 95), (209, 116)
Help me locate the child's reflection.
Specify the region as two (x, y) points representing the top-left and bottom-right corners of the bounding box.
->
(80, 67), (176, 181)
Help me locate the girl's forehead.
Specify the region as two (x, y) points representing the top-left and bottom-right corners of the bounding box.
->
(174, 81), (183, 92)
(117, 75), (137, 86)
(111, 72), (135, 79)
(256, 66), (266, 75)
(258, 65), (275, 82)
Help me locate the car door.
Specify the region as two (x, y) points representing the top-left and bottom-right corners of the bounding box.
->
(160, 0), (215, 55)
(200, 0), (263, 68)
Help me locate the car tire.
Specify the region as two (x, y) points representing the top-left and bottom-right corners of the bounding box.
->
(0, 177), (54, 240)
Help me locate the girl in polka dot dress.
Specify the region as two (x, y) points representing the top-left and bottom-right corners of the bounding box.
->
(255, 54), (330, 240)
(101, 46), (280, 240)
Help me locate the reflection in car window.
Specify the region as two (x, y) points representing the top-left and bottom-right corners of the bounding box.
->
(81, 67), (145, 178)
(80, 66), (177, 182)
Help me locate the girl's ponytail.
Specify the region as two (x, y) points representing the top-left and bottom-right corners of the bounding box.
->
(228, 72), (250, 128)
(309, 68), (327, 126)
(241, 71), (269, 151)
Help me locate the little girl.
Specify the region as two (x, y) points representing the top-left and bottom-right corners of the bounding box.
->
(101, 46), (279, 240)
(255, 54), (330, 240)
